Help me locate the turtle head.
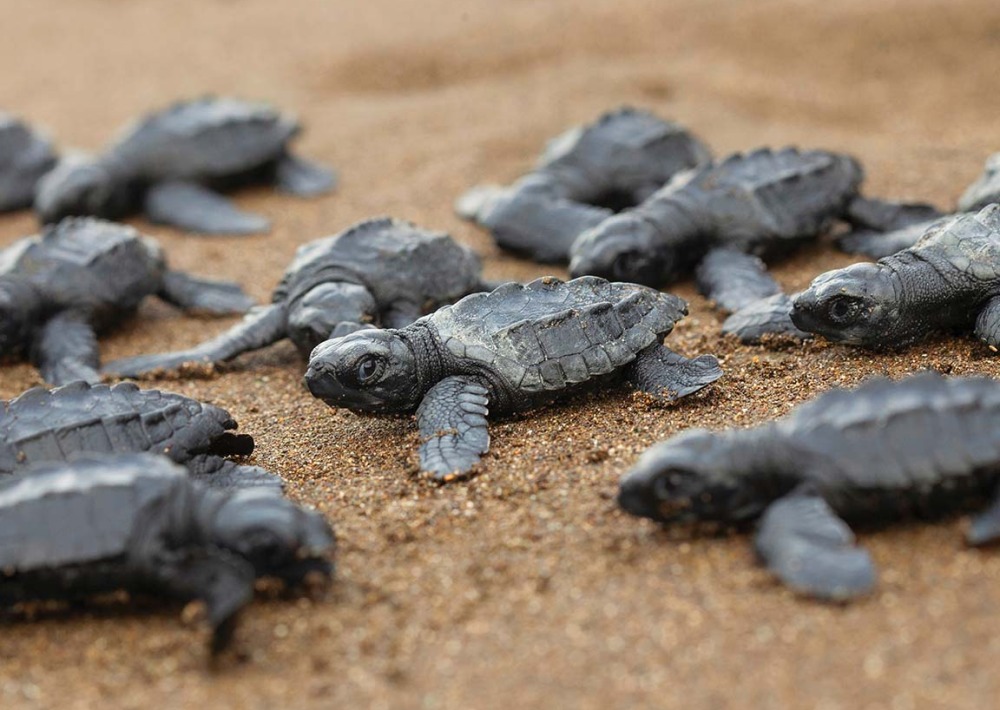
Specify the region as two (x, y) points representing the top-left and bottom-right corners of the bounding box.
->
(618, 429), (765, 525)
(286, 283), (378, 356)
(304, 329), (421, 413)
(0, 277), (43, 359)
(34, 155), (119, 223)
(569, 214), (673, 287)
(211, 489), (335, 584)
(790, 263), (900, 347)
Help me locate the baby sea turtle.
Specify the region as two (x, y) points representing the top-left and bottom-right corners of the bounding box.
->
(0, 113), (57, 212)
(0, 381), (281, 489)
(35, 96), (335, 235)
(456, 107), (710, 263)
(305, 276), (722, 480)
(791, 204), (1000, 350)
(619, 372), (1000, 601)
(0, 453), (333, 653)
(0, 217), (254, 385)
(568, 147), (929, 341)
(103, 218), (487, 378)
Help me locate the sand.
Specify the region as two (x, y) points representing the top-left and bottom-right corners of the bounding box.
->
(3, 0), (1000, 707)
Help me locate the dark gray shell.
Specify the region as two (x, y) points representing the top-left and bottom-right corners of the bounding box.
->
(0, 381), (240, 473)
(0, 218), (164, 323)
(908, 205), (1000, 284)
(426, 276), (687, 392)
(272, 217), (482, 308)
(0, 454), (187, 571)
(0, 113), (57, 212)
(106, 97), (298, 181)
(958, 153), (1000, 213)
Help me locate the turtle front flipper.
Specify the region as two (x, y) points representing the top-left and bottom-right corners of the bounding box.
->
(383, 300), (424, 329)
(695, 248), (781, 314)
(32, 312), (101, 385)
(416, 376), (490, 481)
(843, 195), (944, 233)
(186, 455), (285, 491)
(974, 297), (1000, 352)
(754, 488), (876, 601)
(159, 270), (256, 315)
(627, 345), (722, 402)
(103, 305), (288, 378)
(836, 219), (943, 259)
(722, 293), (812, 343)
(273, 153), (337, 197)
(144, 180), (270, 235)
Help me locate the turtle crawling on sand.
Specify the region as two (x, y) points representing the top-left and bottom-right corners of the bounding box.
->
(0, 113), (57, 212)
(456, 107), (711, 263)
(792, 204), (1000, 350)
(619, 372), (1000, 601)
(35, 96), (335, 234)
(104, 218), (487, 378)
(0, 381), (281, 489)
(305, 276), (722, 480)
(0, 453), (333, 653)
(0, 217), (254, 385)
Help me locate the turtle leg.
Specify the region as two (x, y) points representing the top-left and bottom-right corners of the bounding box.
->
(754, 487), (876, 601)
(695, 248), (781, 314)
(974, 297), (1000, 352)
(185, 454), (285, 491)
(416, 375), (490, 481)
(31, 312), (101, 385)
(966, 484), (1000, 546)
(144, 180), (269, 235)
(842, 196), (944, 232)
(158, 270), (256, 315)
(382, 300), (423, 329)
(273, 152), (337, 197)
(103, 305), (288, 378)
(722, 293), (812, 343)
(836, 219), (943, 259)
(627, 344), (722, 402)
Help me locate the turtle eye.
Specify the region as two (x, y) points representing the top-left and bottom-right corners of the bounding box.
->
(827, 295), (862, 323)
(355, 355), (385, 385)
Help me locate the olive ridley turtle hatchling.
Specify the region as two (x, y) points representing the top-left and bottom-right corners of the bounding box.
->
(0, 113), (58, 212)
(305, 276), (723, 480)
(0, 453), (333, 653)
(455, 107), (711, 263)
(791, 204), (1000, 350)
(103, 218), (488, 378)
(618, 372), (1000, 601)
(34, 96), (335, 235)
(568, 147), (935, 342)
(0, 381), (281, 489)
(0, 217), (255, 385)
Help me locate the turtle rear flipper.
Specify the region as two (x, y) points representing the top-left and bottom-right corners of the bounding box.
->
(274, 153), (337, 197)
(32, 312), (101, 385)
(144, 180), (269, 235)
(186, 454), (285, 491)
(967, 485), (1000, 546)
(722, 293), (811, 343)
(416, 376), (490, 481)
(837, 217), (945, 259)
(695, 248), (781, 314)
(159, 270), (255, 315)
(755, 489), (876, 601)
(627, 345), (722, 402)
(843, 196), (944, 232)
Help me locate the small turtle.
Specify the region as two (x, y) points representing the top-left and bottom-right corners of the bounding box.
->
(456, 107), (711, 263)
(103, 218), (488, 378)
(0, 217), (254, 385)
(0, 453), (333, 653)
(619, 372), (1000, 601)
(35, 96), (335, 235)
(0, 381), (281, 489)
(791, 204), (1000, 350)
(0, 113), (57, 212)
(305, 276), (722, 480)
(568, 147), (932, 342)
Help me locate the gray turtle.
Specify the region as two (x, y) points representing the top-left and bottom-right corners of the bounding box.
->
(0, 113), (57, 212)
(103, 218), (487, 378)
(568, 147), (932, 342)
(305, 276), (722, 480)
(619, 372), (1000, 601)
(791, 204), (1000, 350)
(456, 107), (711, 263)
(35, 96), (335, 235)
(0, 217), (254, 385)
(0, 453), (333, 653)
(0, 381), (281, 489)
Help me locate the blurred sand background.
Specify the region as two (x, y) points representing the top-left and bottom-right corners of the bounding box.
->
(2, 0), (1000, 707)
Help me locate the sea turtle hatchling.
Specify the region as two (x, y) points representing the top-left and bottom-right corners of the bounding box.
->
(305, 276), (723, 480)
(0, 113), (58, 213)
(103, 218), (488, 378)
(791, 204), (1000, 350)
(618, 372), (1000, 601)
(0, 453), (333, 653)
(0, 217), (255, 385)
(456, 107), (711, 263)
(0, 381), (281, 489)
(35, 96), (335, 235)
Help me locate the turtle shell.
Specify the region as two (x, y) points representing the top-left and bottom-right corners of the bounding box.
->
(106, 96), (298, 181)
(0, 453), (188, 571)
(907, 204), (1000, 284)
(426, 276), (687, 393)
(0, 113), (57, 212)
